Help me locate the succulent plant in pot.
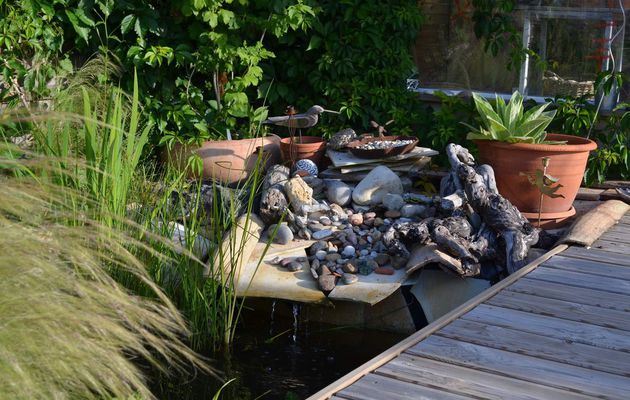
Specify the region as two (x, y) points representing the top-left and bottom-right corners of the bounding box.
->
(465, 91), (597, 226)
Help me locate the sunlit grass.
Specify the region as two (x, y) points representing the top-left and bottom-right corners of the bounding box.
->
(0, 156), (212, 400)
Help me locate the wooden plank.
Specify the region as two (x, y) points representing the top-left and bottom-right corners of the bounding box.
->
(591, 239), (630, 255)
(337, 373), (473, 400)
(305, 245), (569, 400)
(461, 304), (630, 352)
(599, 230), (630, 244)
(605, 222), (630, 235)
(562, 246), (630, 267)
(620, 214), (630, 225)
(407, 335), (630, 399)
(377, 353), (593, 400)
(437, 318), (630, 376)
(487, 290), (630, 331)
(544, 255), (630, 281)
(508, 277), (630, 312)
(530, 266), (630, 296)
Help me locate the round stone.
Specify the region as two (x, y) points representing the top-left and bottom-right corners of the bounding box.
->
(349, 214), (363, 226)
(342, 273), (359, 285)
(287, 261), (302, 272)
(384, 210), (401, 219)
(270, 224), (294, 245)
(319, 216), (332, 226)
(326, 180), (352, 206)
(382, 193), (405, 211)
(342, 245), (356, 257)
(315, 250), (327, 260)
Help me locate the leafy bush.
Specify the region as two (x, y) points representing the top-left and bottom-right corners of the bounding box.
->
(1, 0), (318, 145)
(260, 0), (426, 136)
(550, 98), (630, 185)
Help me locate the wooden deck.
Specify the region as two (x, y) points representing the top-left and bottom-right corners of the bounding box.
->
(309, 211), (630, 400)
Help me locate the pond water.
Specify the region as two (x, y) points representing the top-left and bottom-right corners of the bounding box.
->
(153, 300), (407, 399)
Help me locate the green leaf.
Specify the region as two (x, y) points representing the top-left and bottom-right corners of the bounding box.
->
(65, 10), (90, 43)
(120, 15), (136, 35)
(307, 35), (321, 51)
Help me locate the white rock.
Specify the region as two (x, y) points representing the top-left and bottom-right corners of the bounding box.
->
(352, 166), (403, 205)
(382, 193), (405, 211)
(327, 180), (352, 206)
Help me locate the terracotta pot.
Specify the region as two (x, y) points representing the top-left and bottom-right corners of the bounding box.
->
(162, 135), (281, 185)
(280, 136), (326, 166)
(475, 133), (597, 214)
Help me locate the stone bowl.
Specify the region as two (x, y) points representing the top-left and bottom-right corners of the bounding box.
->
(347, 135), (418, 159)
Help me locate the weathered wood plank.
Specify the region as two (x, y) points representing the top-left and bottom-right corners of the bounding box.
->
(461, 304), (630, 352)
(407, 335), (630, 399)
(562, 246), (630, 267)
(305, 245), (569, 400)
(507, 278), (630, 312)
(602, 223), (630, 238)
(599, 234), (630, 247)
(543, 255), (630, 281)
(337, 372), (474, 400)
(591, 239), (630, 255)
(530, 266), (630, 296)
(487, 290), (630, 331)
(620, 214), (630, 225)
(378, 353), (594, 400)
(437, 318), (630, 376)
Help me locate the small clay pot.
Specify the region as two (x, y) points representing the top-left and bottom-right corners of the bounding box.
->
(280, 136), (326, 166)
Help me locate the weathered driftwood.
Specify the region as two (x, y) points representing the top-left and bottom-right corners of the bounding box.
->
(259, 165), (290, 225)
(385, 143), (538, 277)
(456, 163), (538, 274)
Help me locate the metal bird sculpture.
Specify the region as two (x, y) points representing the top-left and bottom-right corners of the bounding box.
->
(263, 105), (338, 129)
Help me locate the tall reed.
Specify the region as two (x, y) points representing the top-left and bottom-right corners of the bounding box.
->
(4, 59), (273, 352)
(0, 150), (211, 400)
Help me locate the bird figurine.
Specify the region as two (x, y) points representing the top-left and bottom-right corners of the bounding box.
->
(263, 105), (338, 129)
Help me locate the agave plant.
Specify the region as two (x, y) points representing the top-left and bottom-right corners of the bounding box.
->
(465, 91), (562, 144)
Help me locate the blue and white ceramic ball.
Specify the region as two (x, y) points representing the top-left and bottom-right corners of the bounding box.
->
(293, 159), (319, 177)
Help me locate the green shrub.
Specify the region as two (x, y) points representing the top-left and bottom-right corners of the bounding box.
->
(261, 0), (426, 137)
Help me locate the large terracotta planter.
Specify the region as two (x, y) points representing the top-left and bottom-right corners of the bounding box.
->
(475, 133), (597, 214)
(280, 136), (326, 166)
(163, 135), (281, 185)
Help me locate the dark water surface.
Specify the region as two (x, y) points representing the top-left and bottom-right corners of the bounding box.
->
(154, 300), (407, 399)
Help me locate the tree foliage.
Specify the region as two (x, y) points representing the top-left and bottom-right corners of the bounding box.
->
(261, 0), (426, 136)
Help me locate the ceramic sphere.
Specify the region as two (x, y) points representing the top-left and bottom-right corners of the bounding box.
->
(293, 159), (319, 177)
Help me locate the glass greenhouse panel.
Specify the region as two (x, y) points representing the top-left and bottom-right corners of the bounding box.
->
(413, 0), (629, 102)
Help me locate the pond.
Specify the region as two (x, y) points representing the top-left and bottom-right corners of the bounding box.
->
(153, 300), (408, 399)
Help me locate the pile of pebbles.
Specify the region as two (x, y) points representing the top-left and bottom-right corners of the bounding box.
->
(356, 139), (415, 150)
(269, 192), (432, 293)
